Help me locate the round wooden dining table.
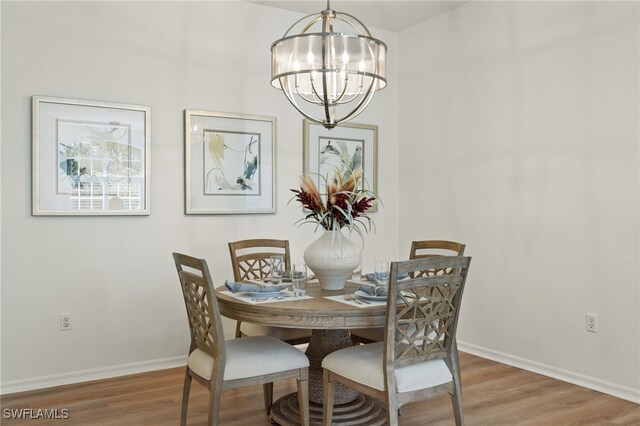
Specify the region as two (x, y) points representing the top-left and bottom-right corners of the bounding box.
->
(216, 280), (387, 425)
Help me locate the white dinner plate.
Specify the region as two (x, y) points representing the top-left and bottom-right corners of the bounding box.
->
(354, 290), (387, 301)
(243, 290), (287, 298)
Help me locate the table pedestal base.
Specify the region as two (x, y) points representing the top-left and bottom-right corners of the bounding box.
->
(306, 329), (357, 404)
(270, 392), (386, 426)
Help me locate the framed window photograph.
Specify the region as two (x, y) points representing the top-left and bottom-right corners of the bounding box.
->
(32, 96), (151, 216)
(303, 119), (378, 211)
(185, 110), (276, 214)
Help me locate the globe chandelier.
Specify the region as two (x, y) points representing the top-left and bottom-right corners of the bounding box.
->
(270, 0), (387, 129)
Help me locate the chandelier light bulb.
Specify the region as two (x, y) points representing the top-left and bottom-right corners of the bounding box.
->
(342, 51), (350, 66)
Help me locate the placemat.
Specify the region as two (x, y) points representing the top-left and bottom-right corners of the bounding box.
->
(324, 294), (386, 308)
(221, 290), (313, 305)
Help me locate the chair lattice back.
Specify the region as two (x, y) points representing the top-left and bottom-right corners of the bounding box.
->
(228, 239), (291, 281)
(385, 256), (471, 369)
(409, 240), (466, 278)
(173, 253), (224, 360)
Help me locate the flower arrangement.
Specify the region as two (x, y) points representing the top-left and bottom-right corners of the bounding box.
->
(290, 168), (377, 235)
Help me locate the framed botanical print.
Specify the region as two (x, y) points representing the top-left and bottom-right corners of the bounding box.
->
(303, 119), (378, 211)
(185, 110), (276, 214)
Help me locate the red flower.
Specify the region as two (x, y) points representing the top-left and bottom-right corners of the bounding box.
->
(290, 170), (377, 234)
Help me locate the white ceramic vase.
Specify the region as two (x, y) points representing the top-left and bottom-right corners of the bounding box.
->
(303, 230), (361, 291)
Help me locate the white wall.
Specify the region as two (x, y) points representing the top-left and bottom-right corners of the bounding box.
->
(0, 1), (399, 392)
(399, 1), (639, 402)
(4, 0), (638, 404)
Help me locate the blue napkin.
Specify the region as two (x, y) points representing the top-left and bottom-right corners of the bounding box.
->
(364, 272), (409, 285)
(358, 284), (388, 296)
(365, 272), (387, 283)
(225, 280), (287, 293)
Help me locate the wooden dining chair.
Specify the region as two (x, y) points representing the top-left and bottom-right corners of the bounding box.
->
(173, 252), (310, 426)
(228, 239), (312, 345)
(409, 240), (466, 275)
(351, 239), (466, 344)
(323, 256), (472, 426)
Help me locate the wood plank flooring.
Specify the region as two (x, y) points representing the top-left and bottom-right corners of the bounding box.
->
(1, 352), (638, 425)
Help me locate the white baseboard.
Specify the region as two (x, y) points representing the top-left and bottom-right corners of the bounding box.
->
(458, 340), (640, 404)
(0, 355), (187, 395)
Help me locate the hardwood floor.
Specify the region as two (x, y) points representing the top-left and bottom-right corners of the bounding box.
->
(1, 352), (638, 425)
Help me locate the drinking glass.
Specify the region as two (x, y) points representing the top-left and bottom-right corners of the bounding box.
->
(292, 263), (308, 297)
(374, 260), (390, 286)
(269, 255), (284, 285)
(351, 260), (362, 281)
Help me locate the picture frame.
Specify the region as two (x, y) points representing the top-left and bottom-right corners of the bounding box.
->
(303, 119), (378, 211)
(185, 110), (276, 214)
(32, 96), (151, 216)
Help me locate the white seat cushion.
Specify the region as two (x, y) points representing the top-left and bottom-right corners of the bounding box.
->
(351, 327), (384, 342)
(188, 336), (309, 381)
(241, 322), (312, 341)
(322, 342), (452, 393)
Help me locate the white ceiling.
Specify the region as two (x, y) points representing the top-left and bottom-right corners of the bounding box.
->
(249, 1), (468, 32)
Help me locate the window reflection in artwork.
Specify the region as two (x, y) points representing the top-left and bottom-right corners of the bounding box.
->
(203, 130), (260, 195)
(57, 121), (143, 210)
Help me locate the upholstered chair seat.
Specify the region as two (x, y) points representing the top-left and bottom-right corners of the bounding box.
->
(323, 342), (453, 393)
(350, 327), (384, 343)
(188, 336), (309, 381)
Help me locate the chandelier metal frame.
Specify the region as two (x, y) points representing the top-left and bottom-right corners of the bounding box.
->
(271, 1), (387, 129)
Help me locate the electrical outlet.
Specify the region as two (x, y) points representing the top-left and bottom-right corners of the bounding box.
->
(586, 313), (597, 333)
(60, 313), (72, 331)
